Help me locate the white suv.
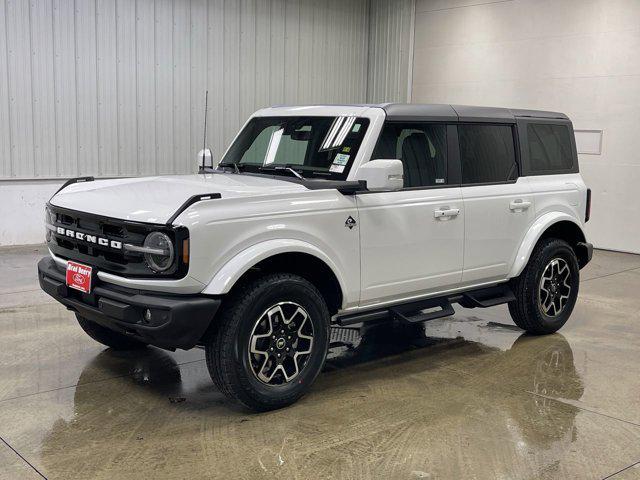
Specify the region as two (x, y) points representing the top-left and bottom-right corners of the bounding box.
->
(38, 104), (593, 411)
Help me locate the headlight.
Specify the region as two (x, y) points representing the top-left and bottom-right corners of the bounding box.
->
(143, 232), (174, 272)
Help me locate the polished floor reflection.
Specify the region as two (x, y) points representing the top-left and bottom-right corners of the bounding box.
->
(1, 248), (640, 479)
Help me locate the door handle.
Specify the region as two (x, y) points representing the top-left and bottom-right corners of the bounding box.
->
(434, 207), (460, 219)
(509, 199), (531, 212)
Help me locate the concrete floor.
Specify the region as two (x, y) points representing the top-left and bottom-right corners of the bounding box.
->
(1, 247), (640, 479)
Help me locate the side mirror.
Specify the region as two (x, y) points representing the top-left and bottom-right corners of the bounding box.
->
(197, 148), (216, 171)
(355, 159), (404, 191)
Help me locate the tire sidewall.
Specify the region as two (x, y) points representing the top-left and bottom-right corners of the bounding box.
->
(232, 277), (330, 404)
(529, 241), (580, 331)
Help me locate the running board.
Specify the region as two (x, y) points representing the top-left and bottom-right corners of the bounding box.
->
(389, 298), (455, 324)
(335, 283), (515, 327)
(458, 284), (515, 308)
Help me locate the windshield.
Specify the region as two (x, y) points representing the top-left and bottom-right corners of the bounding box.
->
(219, 116), (370, 179)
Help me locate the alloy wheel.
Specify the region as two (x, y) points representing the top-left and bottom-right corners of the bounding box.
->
(248, 302), (314, 385)
(538, 258), (572, 317)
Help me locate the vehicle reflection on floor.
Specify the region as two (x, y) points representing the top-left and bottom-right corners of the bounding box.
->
(33, 317), (587, 479)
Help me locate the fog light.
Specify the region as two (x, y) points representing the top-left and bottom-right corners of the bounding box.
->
(144, 309), (152, 322)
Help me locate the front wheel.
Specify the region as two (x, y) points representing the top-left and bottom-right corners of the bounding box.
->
(205, 273), (330, 411)
(509, 238), (580, 335)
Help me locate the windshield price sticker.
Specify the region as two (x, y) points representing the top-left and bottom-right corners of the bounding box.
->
(329, 164), (345, 173)
(66, 261), (93, 294)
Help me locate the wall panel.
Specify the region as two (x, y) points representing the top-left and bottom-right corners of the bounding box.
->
(6, 0), (34, 177)
(1, 0), (414, 246)
(0, 0), (414, 171)
(0, 0), (380, 179)
(367, 0), (414, 103)
(0, 0), (9, 177)
(412, 0), (640, 253)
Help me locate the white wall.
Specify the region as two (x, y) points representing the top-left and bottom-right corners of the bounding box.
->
(411, 0), (640, 253)
(0, 180), (62, 246)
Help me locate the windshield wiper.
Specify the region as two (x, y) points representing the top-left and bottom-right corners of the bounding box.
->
(258, 165), (305, 180)
(217, 162), (243, 174)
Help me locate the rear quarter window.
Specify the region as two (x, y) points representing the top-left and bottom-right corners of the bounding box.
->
(527, 123), (574, 172)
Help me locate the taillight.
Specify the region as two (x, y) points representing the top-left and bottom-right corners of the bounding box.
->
(585, 188), (591, 222)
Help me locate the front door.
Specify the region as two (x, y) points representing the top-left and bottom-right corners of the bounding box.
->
(357, 123), (464, 307)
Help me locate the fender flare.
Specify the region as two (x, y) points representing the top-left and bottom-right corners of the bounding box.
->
(201, 238), (348, 299)
(508, 212), (586, 278)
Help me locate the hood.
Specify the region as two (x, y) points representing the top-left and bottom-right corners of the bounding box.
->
(50, 173), (307, 224)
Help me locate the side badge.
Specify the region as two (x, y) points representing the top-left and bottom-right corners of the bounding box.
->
(345, 216), (357, 230)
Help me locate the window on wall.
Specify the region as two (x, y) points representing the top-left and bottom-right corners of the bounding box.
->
(459, 124), (517, 184)
(372, 123), (447, 188)
(527, 123), (574, 172)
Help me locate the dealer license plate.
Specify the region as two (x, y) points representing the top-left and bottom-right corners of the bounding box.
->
(66, 261), (93, 294)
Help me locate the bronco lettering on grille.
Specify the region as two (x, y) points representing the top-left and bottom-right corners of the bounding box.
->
(56, 226), (122, 250)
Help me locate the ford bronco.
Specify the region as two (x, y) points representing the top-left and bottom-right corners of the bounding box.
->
(38, 104), (593, 411)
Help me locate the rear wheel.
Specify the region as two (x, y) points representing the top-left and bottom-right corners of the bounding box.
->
(76, 314), (147, 350)
(509, 238), (580, 335)
(205, 273), (330, 411)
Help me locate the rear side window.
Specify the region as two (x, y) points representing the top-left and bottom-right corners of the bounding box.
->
(372, 123), (447, 188)
(459, 124), (517, 184)
(527, 123), (573, 172)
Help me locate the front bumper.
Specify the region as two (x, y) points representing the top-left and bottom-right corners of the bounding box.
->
(38, 257), (221, 350)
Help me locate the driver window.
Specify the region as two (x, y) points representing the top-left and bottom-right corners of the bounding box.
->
(372, 123), (447, 188)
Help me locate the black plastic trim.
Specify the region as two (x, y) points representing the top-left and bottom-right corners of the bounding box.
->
(300, 179), (367, 194)
(52, 176), (95, 198)
(576, 241), (593, 268)
(166, 193), (222, 225)
(38, 257), (220, 350)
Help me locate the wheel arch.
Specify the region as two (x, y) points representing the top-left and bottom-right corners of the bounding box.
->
(509, 213), (588, 278)
(202, 239), (346, 314)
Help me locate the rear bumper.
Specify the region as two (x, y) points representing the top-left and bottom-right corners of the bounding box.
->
(38, 257), (221, 350)
(576, 241), (594, 269)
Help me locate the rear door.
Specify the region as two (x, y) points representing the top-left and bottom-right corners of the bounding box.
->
(357, 123), (464, 307)
(458, 124), (535, 284)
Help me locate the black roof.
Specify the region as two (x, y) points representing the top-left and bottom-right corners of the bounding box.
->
(378, 103), (569, 123)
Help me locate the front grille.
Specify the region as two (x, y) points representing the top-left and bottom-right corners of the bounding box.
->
(46, 204), (188, 279)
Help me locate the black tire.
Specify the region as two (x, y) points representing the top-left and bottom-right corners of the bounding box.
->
(76, 314), (147, 350)
(205, 273), (330, 411)
(509, 238), (580, 335)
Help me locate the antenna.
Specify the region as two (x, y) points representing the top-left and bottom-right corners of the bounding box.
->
(201, 90), (209, 171)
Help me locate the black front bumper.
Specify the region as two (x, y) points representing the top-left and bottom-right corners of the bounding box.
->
(38, 257), (221, 350)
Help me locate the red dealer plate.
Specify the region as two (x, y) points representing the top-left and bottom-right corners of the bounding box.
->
(66, 261), (93, 294)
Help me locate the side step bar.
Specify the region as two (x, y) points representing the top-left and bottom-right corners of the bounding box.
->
(390, 298), (455, 324)
(335, 283), (514, 327)
(458, 284), (515, 308)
